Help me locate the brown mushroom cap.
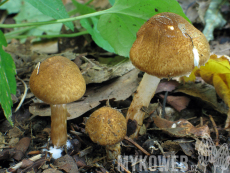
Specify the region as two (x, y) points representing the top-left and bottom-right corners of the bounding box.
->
(30, 56), (86, 104)
(85, 107), (127, 146)
(130, 12), (210, 78)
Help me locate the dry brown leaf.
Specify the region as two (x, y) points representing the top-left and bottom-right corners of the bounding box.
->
(151, 116), (210, 138)
(175, 82), (228, 115)
(0, 132), (4, 152)
(211, 41), (230, 56)
(161, 140), (181, 153)
(7, 127), (23, 138)
(54, 155), (79, 173)
(159, 95), (190, 112)
(155, 80), (180, 93)
(29, 69), (140, 120)
(13, 137), (31, 161)
(81, 58), (135, 84)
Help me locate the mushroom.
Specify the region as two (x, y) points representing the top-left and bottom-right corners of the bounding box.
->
(85, 107), (127, 160)
(30, 56), (86, 147)
(126, 12), (210, 139)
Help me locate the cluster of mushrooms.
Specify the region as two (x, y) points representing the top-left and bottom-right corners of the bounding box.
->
(29, 12), (210, 160)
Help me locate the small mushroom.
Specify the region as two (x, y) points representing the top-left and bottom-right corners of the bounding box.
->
(126, 12), (210, 139)
(30, 56), (86, 147)
(85, 107), (127, 160)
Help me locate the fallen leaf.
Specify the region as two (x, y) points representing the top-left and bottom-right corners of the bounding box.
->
(7, 126), (23, 138)
(21, 159), (34, 169)
(29, 69), (140, 120)
(72, 155), (87, 168)
(0, 149), (16, 160)
(81, 57), (135, 84)
(175, 138), (195, 157)
(182, 54), (230, 128)
(159, 94), (190, 112)
(54, 155), (79, 173)
(0, 133), (5, 152)
(151, 116), (210, 138)
(161, 140), (181, 153)
(13, 137), (31, 161)
(43, 168), (63, 173)
(175, 82), (228, 115)
(155, 80), (180, 93)
(8, 137), (20, 147)
(211, 41), (230, 56)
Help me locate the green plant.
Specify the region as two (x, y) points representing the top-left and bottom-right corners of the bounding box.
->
(0, 0), (189, 125)
(0, 30), (16, 125)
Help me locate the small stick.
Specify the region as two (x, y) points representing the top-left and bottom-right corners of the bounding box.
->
(116, 160), (131, 173)
(70, 130), (83, 136)
(209, 115), (219, 146)
(35, 62), (40, 75)
(162, 91), (168, 118)
(92, 156), (106, 163)
(200, 117), (203, 126)
(70, 124), (87, 145)
(8, 154), (43, 172)
(15, 76), (28, 112)
(124, 136), (150, 156)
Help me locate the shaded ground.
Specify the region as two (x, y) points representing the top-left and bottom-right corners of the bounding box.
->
(0, 0), (230, 173)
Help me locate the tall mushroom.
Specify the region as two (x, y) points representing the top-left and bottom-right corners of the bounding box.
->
(30, 56), (86, 147)
(85, 107), (127, 160)
(126, 12), (210, 139)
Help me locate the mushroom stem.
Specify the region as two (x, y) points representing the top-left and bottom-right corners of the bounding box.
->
(50, 104), (67, 147)
(126, 73), (161, 139)
(105, 143), (121, 160)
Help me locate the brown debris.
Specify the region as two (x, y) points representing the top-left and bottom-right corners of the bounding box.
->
(29, 69), (140, 120)
(159, 94), (190, 112)
(0, 149), (16, 160)
(151, 116), (210, 138)
(124, 136), (150, 156)
(54, 154), (79, 173)
(72, 155), (88, 168)
(13, 137), (31, 161)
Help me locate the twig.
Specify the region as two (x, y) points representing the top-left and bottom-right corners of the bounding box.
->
(15, 76), (28, 112)
(124, 136), (150, 156)
(8, 154), (43, 172)
(209, 115), (219, 146)
(70, 124), (87, 145)
(162, 91), (168, 118)
(116, 160), (131, 173)
(81, 56), (101, 68)
(200, 117), (203, 126)
(70, 130), (83, 136)
(92, 156), (106, 163)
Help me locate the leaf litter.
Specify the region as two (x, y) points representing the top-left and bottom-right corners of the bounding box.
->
(0, 0), (230, 172)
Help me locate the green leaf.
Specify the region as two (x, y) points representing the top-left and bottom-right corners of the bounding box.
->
(0, 31), (16, 126)
(0, 0), (22, 14)
(25, 0), (74, 31)
(97, 0), (189, 57)
(14, 0), (63, 42)
(81, 17), (115, 53)
(0, 32), (7, 46)
(71, 0), (96, 15)
(109, 0), (116, 6)
(71, 0), (115, 53)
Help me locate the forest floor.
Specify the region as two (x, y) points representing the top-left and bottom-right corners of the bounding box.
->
(0, 0), (230, 173)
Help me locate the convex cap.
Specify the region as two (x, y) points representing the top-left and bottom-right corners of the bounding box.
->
(130, 12), (210, 78)
(85, 107), (127, 146)
(30, 56), (86, 104)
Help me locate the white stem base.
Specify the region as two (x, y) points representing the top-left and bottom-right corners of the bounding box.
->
(126, 73), (161, 139)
